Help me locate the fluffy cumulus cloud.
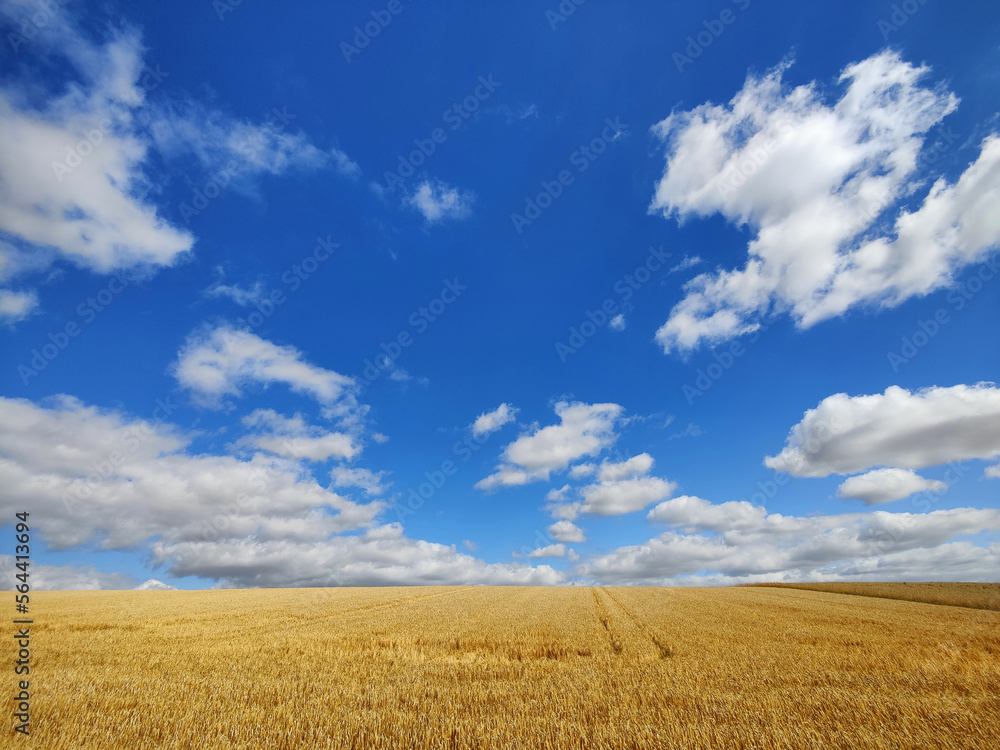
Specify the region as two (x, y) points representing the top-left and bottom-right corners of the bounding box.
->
(173, 326), (358, 414)
(616, 543), (1000, 587)
(526, 543), (567, 558)
(646, 495), (767, 531)
(470, 402), (518, 437)
(237, 409), (358, 462)
(765, 383), (1000, 477)
(836, 468), (947, 505)
(156, 524), (562, 588)
(649, 50), (1000, 353)
(0, 395), (382, 551)
(475, 401), (622, 490)
(542, 454), (677, 519)
(548, 520), (586, 543)
(0, 12), (192, 276)
(986, 464), (1000, 479)
(596, 453), (655, 482)
(580, 492), (1000, 584)
(0, 4), (355, 312)
(406, 180), (474, 223)
(134, 579), (178, 591)
(329, 466), (389, 496)
(0, 396), (562, 587)
(0, 556), (136, 590)
(578, 477), (676, 517)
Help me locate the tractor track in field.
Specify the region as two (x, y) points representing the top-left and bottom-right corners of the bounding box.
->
(591, 588), (623, 654)
(600, 587), (674, 660)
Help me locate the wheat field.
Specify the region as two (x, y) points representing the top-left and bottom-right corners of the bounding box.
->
(11, 586), (1000, 749)
(745, 581), (1000, 611)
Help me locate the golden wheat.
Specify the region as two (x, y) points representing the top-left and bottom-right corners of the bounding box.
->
(746, 581), (1000, 611)
(9, 585), (999, 749)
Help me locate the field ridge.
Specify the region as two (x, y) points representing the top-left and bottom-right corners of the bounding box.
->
(745, 581), (1000, 611)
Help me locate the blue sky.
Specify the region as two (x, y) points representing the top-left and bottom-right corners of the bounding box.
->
(1, 0), (999, 589)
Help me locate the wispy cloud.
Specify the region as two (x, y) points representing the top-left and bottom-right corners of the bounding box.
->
(406, 180), (474, 223)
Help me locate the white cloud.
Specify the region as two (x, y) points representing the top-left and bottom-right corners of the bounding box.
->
(0, 289), (38, 324)
(579, 476), (677, 516)
(475, 401), (622, 490)
(646, 495), (767, 531)
(146, 99), (358, 181)
(986, 464), (1000, 479)
(609, 314), (625, 331)
(204, 280), (267, 306)
(0, 396), (562, 587)
(0, 556), (136, 590)
(765, 384), (1000, 477)
(836, 468), (947, 505)
(134, 579), (178, 590)
(0, 22), (194, 275)
(649, 50), (1000, 353)
(406, 180), (474, 223)
(554, 453), (677, 517)
(471, 403), (518, 437)
(668, 255), (702, 274)
(0, 7), (355, 312)
(624, 543), (1000, 586)
(546, 484), (571, 502)
(388, 368), (412, 382)
(239, 409), (358, 462)
(597, 453), (654, 482)
(548, 520), (586, 543)
(330, 466), (389, 496)
(669, 422), (705, 440)
(568, 463), (596, 479)
(173, 326), (357, 412)
(0, 395), (382, 550)
(154, 526), (563, 587)
(527, 543), (567, 558)
(584, 494), (1000, 584)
